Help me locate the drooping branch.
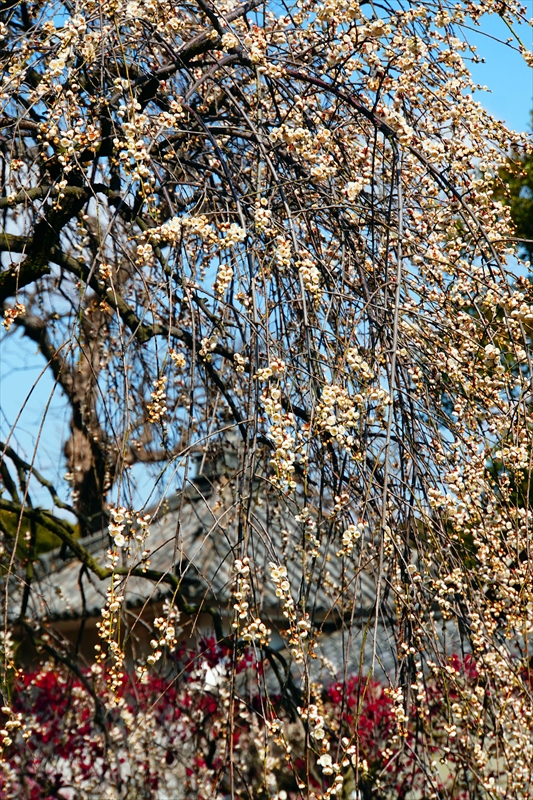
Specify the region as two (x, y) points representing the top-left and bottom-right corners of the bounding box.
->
(0, 187), (92, 303)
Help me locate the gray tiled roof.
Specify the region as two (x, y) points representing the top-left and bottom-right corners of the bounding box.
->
(16, 463), (403, 675)
(27, 476), (380, 624)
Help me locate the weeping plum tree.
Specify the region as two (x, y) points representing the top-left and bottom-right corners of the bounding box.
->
(1, 0), (533, 797)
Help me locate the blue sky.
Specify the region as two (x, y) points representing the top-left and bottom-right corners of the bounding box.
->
(468, 8), (533, 133)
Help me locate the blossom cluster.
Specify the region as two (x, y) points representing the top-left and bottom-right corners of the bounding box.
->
(269, 562), (311, 664)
